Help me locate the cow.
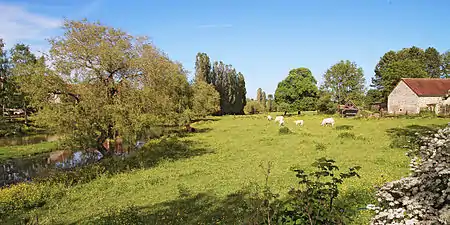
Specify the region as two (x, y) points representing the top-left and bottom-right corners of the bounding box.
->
(294, 120), (304, 126)
(321, 118), (335, 127)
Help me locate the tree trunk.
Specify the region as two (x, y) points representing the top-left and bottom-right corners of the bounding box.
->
(284, 111), (287, 116)
(298, 111), (301, 115)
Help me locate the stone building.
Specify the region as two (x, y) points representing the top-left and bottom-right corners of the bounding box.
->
(388, 78), (450, 115)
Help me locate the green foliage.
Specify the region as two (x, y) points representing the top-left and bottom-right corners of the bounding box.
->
(323, 60), (365, 105)
(380, 59), (427, 99)
(371, 46), (444, 100)
(278, 158), (361, 224)
(191, 81), (220, 119)
(278, 126), (291, 134)
(442, 51), (450, 78)
(195, 52), (211, 83)
(317, 90), (336, 114)
(424, 47), (442, 78)
(14, 20), (195, 154)
(267, 94), (274, 112)
(244, 100), (263, 114)
(365, 89), (383, 108)
(208, 61), (247, 115)
(275, 67), (318, 112)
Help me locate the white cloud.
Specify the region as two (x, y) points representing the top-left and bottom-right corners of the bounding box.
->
(0, 3), (61, 46)
(196, 24), (233, 29)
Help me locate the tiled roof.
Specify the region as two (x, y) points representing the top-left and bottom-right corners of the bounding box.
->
(401, 78), (450, 97)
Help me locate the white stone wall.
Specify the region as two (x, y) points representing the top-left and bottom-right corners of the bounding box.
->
(388, 81), (419, 114)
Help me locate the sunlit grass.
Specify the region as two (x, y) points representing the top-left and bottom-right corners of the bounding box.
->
(2, 114), (448, 224)
(0, 141), (59, 161)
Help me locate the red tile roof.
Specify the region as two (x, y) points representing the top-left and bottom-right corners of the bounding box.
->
(401, 78), (450, 97)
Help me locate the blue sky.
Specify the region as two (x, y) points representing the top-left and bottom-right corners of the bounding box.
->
(1, 0), (449, 98)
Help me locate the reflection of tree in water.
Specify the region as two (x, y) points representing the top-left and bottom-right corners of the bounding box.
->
(0, 141), (143, 187)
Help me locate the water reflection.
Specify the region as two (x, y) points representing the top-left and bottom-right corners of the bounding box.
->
(0, 134), (59, 147)
(0, 141), (145, 187)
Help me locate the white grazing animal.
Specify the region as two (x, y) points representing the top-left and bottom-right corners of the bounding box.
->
(274, 116), (284, 122)
(294, 120), (304, 126)
(279, 119), (285, 126)
(321, 118), (335, 127)
(267, 115), (273, 121)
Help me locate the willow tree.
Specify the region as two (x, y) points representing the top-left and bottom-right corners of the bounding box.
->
(20, 20), (191, 154)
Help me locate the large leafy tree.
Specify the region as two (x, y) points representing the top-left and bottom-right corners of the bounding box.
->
(324, 60), (365, 104)
(20, 20), (191, 155)
(275, 67), (318, 114)
(322, 60), (365, 105)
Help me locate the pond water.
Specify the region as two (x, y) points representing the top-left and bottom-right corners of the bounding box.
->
(0, 141), (146, 187)
(0, 134), (59, 147)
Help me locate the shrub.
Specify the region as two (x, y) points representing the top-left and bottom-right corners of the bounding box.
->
(277, 158), (361, 224)
(278, 127), (291, 134)
(244, 100), (264, 115)
(372, 127), (450, 224)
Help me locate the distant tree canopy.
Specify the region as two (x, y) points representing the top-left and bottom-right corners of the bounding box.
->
(275, 67), (318, 113)
(371, 46), (447, 101)
(322, 60), (365, 105)
(194, 52), (247, 115)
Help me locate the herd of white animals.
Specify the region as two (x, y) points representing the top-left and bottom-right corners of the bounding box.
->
(267, 115), (335, 127)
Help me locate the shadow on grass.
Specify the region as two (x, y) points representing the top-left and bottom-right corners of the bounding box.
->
(191, 118), (220, 123)
(386, 124), (446, 149)
(74, 190), (261, 225)
(71, 186), (371, 225)
(335, 125), (354, 130)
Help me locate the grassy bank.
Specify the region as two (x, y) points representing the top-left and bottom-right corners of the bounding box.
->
(0, 141), (59, 161)
(1, 115), (448, 224)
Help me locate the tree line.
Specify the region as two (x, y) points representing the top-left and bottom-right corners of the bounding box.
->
(0, 20), (224, 154)
(195, 53), (247, 115)
(252, 46), (450, 115)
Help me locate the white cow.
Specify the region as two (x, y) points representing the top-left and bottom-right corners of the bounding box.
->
(274, 116), (284, 122)
(294, 120), (304, 126)
(279, 119), (285, 126)
(267, 115), (273, 121)
(321, 118), (335, 127)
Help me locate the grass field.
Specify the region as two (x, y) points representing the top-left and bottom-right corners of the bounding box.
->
(0, 141), (59, 161)
(2, 114), (448, 224)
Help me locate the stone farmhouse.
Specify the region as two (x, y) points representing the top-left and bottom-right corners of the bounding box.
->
(388, 78), (450, 115)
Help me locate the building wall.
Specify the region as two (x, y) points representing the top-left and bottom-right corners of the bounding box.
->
(388, 81), (419, 114)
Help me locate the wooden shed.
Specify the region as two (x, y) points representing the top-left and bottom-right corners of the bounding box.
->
(338, 101), (359, 117)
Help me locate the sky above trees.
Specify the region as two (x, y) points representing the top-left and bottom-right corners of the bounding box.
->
(1, 0), (450, 98)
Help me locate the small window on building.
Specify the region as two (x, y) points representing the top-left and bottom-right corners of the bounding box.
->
(399, 108), (403, 112)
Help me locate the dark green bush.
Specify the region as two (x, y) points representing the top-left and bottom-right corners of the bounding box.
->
(279, 127), (291, 134)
